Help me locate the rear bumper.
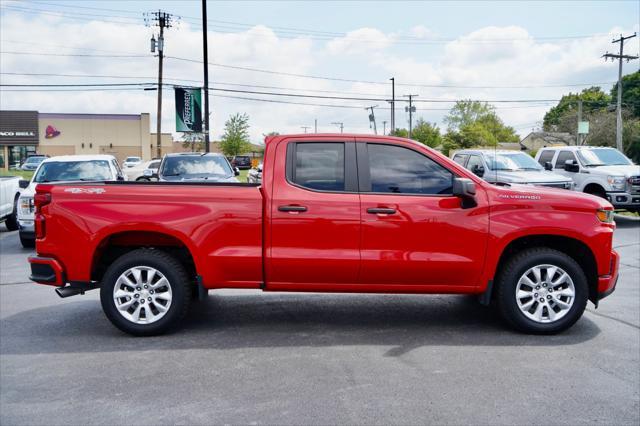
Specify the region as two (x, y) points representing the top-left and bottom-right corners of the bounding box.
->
(597, 250), (619, 301)
(28, 256), (65, 286)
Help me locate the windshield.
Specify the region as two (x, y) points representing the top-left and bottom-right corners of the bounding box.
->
(485, 152), (543, 171)
(125, 157), (140, 162)
(577, 148), (632, 166)
(161, 155), (233, 178)
(33, 160), (113, 183)
(25, 157), (45, 164)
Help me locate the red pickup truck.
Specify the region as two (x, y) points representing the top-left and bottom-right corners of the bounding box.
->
(28, 134), (619, 336)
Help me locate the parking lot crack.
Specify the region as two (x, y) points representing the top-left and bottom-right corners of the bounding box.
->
(586, 309), (640, 330)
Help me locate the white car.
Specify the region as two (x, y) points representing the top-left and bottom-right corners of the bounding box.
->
(123, 159), (161, 181)
(122, 156), (142, 168)
(17, 155), (125, 248)
(0, 175), (25, 231)
(535, 146), (640, 212)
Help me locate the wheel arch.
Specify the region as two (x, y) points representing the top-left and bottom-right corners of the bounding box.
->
(583, 182), (607, 197)
(90, 230), (199, 284)
(493, 234), (599, 304)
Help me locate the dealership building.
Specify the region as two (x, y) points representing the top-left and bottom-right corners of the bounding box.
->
(0, 110), (179, 171)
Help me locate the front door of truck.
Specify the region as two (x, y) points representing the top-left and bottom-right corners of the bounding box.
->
(357, 140), (489, 288)
(267, 137), (361, 289)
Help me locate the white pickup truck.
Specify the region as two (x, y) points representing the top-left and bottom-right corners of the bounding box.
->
(0, 176), (25, 231)
(535, 146), (640, 212)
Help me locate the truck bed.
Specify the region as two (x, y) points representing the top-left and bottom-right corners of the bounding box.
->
(36, 181), (264, 289)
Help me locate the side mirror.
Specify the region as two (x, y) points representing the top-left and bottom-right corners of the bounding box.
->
(453, 178), (477, 209)
(564, 160), (579, 173)
(544, 161), (552, 171)
(234, 167), (240, 176)
(19, 179), (29, 189)
(471, 165), (485, 177)
(117, 175), (125, 181)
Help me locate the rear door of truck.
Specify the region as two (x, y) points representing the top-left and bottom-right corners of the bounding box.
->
(266, 136), (361, 290)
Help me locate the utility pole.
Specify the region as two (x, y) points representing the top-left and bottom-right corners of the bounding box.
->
(403, 94), (418, 138)
(382, 120), (387, 136)
(365, 106), (378, 134)
(201, 0), (210, 153)
(603, 33), (638, 152)
(331, 122), (344, 133)
(576, 99), (582, 146)
(390, 77), (395, 134)
(301, 126), (311, 133)
(148, 10), (174, 159)
(314, 118), (317, 133)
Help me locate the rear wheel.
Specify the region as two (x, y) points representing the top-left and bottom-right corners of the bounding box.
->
(100, 249), (191, 336)
(496, 248), (588, 334)
(4, 197), (19, 231)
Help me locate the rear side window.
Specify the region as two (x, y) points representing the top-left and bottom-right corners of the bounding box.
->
(538, 150), (555, 166)
(367, 144), (453, 195)
(292, 143), (345, 191)
(452, 154), (468, 166)
(555, 151), (577, 169)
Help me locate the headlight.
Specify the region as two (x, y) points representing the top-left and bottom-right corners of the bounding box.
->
(564, 181), (573, 189)
(607, 175), (626, 191)
(19, 197), (34, 215)
(596, 209), (614, 223)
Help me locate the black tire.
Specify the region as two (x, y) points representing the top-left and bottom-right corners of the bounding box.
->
(584, 186), (606, 199)
(5, 196), (19, 231)
(496, 248), (588, 334)
(100, 249), (192, 336)
(19, 233), (35, 248)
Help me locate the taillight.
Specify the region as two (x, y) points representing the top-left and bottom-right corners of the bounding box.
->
(34, 192), (51, 239)
(34, 192), (51, 213)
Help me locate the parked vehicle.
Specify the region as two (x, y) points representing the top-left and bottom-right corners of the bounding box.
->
(535, 146), (640, 212)
(20, 155), (47, 171)
(29, 134), (618, 336)
(18, 155), (124, 248)
(453, 150), (573, 189)
(124, 159), (161, 181)
(122, 156), (142, 168)
(231, 155), (252, 170)
(156, 152), (240, 182)
(247, 163), (262, 184)
(0, 176), (26, 231)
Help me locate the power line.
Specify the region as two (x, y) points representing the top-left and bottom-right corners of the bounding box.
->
(0, 49), (618, 89)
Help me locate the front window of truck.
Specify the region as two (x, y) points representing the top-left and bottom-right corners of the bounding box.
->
(485, 152), (543, 171)
(577, 148), (632, 167)
(33, 160), (113, 183)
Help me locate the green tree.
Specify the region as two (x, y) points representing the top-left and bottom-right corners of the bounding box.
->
(444, 100), (495, 131)
(611, 71), (640, 117)
(389, 128), (409, 137)
(543, 86), (611, 131)
(181, 132), (205, 152)
(220, 113), (251, 157)
(411, 119), (442, 148)
(476, 114), (519, 143)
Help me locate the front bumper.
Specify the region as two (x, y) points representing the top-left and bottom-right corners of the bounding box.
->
(597, 250), (619, 301)
(18, 219), (34, 233)
(606, 191), (640, 209)
(28, 255), (65, 286)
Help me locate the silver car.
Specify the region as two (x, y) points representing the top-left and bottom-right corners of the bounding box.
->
(452, 149), (573, 189)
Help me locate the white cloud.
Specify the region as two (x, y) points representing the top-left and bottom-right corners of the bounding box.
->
(326, 27), (392, 55)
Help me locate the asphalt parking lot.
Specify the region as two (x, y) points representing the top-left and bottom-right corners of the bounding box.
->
(1, 218), (638, 425)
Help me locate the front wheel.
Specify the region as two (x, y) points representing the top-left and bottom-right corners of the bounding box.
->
(100, 249), (192, 336)
(496, 248), (588, 334)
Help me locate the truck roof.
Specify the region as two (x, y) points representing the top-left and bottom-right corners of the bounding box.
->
(454, 149), (526, 155)
(539, 146), (618, 151)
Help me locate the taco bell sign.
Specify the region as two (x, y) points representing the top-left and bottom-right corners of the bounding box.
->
(174, 87), (202, 132)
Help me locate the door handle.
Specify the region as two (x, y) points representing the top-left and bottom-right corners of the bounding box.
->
(367, 207), (396, 215)
(278, 205), (308, 212)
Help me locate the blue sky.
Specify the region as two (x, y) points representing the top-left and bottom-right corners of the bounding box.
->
(1, 0), (639, 142)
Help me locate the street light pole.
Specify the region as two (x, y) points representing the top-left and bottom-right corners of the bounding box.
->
(202, 0), (211, 153)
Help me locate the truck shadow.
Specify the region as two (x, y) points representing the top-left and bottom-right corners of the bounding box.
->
(0, 293), (600, 356)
